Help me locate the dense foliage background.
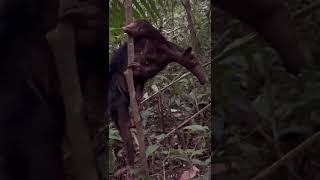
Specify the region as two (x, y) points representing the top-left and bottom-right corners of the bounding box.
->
(213, 0), (320, 179)
(109, 0), (211, 179)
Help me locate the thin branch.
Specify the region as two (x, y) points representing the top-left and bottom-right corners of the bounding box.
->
(161, 103), (211, 142)
(250, 131), (320, 180)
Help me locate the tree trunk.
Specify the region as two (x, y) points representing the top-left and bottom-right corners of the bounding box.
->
(181, 0), (201, 55)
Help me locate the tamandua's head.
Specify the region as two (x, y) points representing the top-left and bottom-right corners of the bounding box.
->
(168, 46), (207, 85)
(122, 20), (161, 40)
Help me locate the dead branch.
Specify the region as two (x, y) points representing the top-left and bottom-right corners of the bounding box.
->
(123, 0), (149, 177)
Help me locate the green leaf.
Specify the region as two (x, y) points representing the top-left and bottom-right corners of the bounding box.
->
(148, 0), (160, 19)
(133, 0), (147, 19)
(109, 148), (116, 175)
(183, 125), (209, 134)
(184, 149), (205, 156)
(109, 127), (122, 142)
(146, 144), (159, 158)
(169, 149), (191, 164)
(140, 0), (157, 22)
(191, 157), (211, 166)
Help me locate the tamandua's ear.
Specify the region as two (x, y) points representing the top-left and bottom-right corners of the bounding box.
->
(184, 47), (192, 55)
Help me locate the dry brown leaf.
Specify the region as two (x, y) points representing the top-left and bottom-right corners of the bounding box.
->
(179, 166), (199, 180)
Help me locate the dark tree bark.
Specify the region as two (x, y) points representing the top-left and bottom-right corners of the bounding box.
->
(0, 0), (107, 180)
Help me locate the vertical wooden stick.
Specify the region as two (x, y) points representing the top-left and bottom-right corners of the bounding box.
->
(123, 0), (149, 177)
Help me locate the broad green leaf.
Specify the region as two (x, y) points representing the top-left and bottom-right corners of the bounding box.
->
(133, 0), (147, 19)
(183, 125), (209, 134)
(109, 128), (122, 142)
(146, 144), (159, 157)
(140, 0), (157, 22)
